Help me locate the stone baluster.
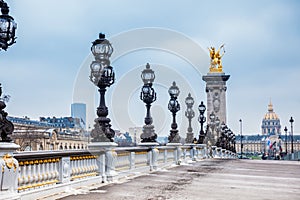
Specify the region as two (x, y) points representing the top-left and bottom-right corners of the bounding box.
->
(129, 152), (135, 170)
(17, 161), (25, 190)
(106, 150), (117, 182)
(211, 146), (217, 158)
(59, 157), (70, 184)
(163, 149), (168, 163)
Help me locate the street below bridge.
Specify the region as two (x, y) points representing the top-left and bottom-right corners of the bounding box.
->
(59, 159), (300, 200)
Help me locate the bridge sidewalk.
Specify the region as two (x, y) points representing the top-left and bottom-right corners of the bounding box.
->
(58, 159), (300, 200)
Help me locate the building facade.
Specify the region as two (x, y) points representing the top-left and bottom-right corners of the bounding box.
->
(9, 116), (89, 151)
(235, 101), (300, 155)
(235, 134), (300, 155)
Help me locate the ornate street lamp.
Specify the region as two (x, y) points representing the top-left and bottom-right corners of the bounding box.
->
(0, 0), (17, 51)
(239, 119), (243, 158)
(185, 93), (195, 143)
(214, 116), (220, 144)
(227, 129), (233, 150)
(140, 63), (157, 143)
(0, 0), (16, 142)
(289, 117), (294, 153)
(206, 111), (216, 145)
(221, 125), (229, 149)
(89, 33), (115, 142)
(232, 133), (236, 153)
(197, 101), (206, 144)
(284, 126), (288, 153)
(168, 81), (181, 143)
(216, 122), (225, 147)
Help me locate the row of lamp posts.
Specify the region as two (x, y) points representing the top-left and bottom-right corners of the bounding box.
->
(88, 33), (237, 156)
(283, 117), (295, 155)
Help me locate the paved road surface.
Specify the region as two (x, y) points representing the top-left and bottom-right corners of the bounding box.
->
(59, 159), (300, 200)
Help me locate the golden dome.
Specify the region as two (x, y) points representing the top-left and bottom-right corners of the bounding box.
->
(264, 101), (279, 120)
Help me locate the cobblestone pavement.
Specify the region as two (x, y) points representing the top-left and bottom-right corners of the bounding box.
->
(59, 159), (300, 200)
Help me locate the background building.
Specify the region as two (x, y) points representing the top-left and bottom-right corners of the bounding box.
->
(9, 116), (88, 151)
(261, 101), (281, 135)
(235, 101), (300, 156)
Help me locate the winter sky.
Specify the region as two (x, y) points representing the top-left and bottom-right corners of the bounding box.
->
(0, 0), (299, 136)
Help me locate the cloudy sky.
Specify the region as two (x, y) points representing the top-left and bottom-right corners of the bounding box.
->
(1, 0), (299, 136)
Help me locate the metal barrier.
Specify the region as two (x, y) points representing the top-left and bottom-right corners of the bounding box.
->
(283, 151), (300, 161)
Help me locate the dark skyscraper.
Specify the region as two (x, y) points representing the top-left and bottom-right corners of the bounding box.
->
(71, 103), (86, 129)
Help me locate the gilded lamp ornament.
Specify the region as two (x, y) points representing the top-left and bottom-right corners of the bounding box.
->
(89, 33), (115, 142)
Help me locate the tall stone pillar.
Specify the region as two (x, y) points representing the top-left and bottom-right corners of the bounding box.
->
(202, 73), (230, 125)
(203, 45), (230, 141)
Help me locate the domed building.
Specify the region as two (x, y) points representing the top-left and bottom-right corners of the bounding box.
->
(261, 101), (281, 135)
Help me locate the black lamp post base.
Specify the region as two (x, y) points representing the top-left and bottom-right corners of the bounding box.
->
(185, 132), (194, 144)
(198, 134), (205, 144)
(91, 117), (115, 142)
(204, 130), (215, 146)
(0, 101), (14, 142)
(141, 124), (157, 143)
(168, 129), (181, 143)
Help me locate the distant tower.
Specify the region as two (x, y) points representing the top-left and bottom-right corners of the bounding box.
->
(261, 100), (281, 135)
(71, 103), (86, 129)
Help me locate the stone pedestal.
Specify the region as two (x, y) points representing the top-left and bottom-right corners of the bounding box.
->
(88, 142), (118, 182)
(139, 142), (159, 171)
(203, 72), (230, 140)
(167, 143), (182, 165)
(0, 142), (20, 193)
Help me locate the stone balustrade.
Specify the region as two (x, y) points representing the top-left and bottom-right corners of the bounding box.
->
(0, 143), (236, 199)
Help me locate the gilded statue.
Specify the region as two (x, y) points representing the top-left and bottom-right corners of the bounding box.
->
(208, 44), (225, 73)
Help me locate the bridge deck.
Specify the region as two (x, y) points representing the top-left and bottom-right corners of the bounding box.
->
(58, 159), (300, 200)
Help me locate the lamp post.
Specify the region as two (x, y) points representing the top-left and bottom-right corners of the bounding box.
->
(214, 116), (220, 145)
(0, 0), (17, 51)
(197, 101), (206, 144)
(140, 63), (157, 143)
(232, 133), (236, 153)
(239, 119), (243, 158)
(216, 122), (225, 147)
(220, 124), (227, 149)
(0, 0), (17, 142)
(185, 93), (195, 144)
(89, 33), (115, 142)
(290, 117), (294, 154)
(209, 112), (216, 142)
(226, 129), (231, 150)
(0, 1), (19, 192)
(168, 81), (181, 143)
(284, 126), (288, 153)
